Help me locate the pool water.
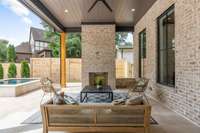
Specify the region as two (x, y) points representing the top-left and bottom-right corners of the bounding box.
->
(0, 79), (36, 85)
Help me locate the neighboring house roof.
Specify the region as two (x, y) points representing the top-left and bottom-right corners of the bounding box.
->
(30, 27), (51, 42)
(15, 42), (32, 54)
(117, 45), (133, 49)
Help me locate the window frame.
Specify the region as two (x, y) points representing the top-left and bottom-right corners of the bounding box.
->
(139, 28), (146, 78)
(157, 5), (175, 87)
(139, 29), (147, 59)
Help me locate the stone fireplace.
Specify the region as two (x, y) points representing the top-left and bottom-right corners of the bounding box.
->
(81, 24), (116, 89)
(89, 72), (108, 86)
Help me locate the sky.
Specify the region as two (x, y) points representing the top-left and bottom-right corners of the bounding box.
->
(127, 33), (133, 43)
(0, 0), (43, 46)
(0, 0), (133, 47)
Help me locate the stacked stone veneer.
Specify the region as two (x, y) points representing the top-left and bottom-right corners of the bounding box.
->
(134, 0), (200, 126)
(82, 25), (116, 89)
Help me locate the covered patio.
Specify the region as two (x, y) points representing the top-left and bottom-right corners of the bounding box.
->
(0, 86), (199, 133)
(19, 0), (152, 90)
(0, 0), (199, 133)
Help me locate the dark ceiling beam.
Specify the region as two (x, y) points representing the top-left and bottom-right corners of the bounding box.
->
(18, 0), (65, 32)
(116, 26), (134, 32)
(88, 0), (112, 13)
(65, 27), (81, 32)
(81, 22), (134, 32)
(64, 26), (134, 32)
(81, 22), (115, 25)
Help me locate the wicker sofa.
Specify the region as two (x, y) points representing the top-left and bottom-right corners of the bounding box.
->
(41, 100), (151, 133)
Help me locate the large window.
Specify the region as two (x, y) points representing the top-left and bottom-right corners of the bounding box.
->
(139, 29), (146, 77)
(34, 41), (49, 51)
(157, 5), (175, 87)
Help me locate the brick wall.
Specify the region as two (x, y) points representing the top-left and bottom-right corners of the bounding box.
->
(82, 25), (116, 89)
(134, 0), (200, 126)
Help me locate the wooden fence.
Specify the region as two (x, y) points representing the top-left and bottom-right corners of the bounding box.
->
(116, 59), (133, 78)
(1, 63), (22, 79)
(30, 58), (81, 83)
(1, 58), (133, 82)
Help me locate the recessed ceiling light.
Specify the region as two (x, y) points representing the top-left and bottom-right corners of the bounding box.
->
(64, 9), (68, 13)
(131, 9), (135, 12)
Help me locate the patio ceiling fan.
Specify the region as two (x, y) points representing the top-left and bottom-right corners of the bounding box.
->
(88, 0), (113, 13)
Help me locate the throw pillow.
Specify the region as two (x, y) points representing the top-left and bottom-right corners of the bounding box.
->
(52, 93), (64, 105)
(64, 95), (79, 105)
(137, 80), (145, 86)
(111, 98), (126, 105)
(126, 96), (143, 105)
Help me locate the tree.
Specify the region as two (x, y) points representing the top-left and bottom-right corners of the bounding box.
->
(7, 45), (16, 62)
(0, 64), (3, 79)
(21, 61), (30, 78)
(41, 21), (81, 58)
(115, 32), (129, 46)
(0, 39), (8, 62)
(67, 33), (81, 58)
(8, 63), (17, 78)
(41, 21), (60, 57)
(48, 32), (60, 57)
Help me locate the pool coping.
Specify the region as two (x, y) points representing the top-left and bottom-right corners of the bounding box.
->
(0, 78), (40, 87)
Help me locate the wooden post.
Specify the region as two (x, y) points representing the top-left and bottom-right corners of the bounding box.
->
(144, 106), (151, 133)
(60, 32), (66, 90)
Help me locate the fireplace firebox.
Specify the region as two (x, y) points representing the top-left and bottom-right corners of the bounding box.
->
(89, 72), (108, 87)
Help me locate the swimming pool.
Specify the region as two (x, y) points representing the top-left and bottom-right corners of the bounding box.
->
(0, 78), (40, 97)
(0, 79), (36, 85)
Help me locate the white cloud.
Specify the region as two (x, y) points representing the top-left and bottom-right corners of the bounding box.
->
(127, 33), (133, 43)
(23, 17), (32, 25)
(0, 0), (32, 25)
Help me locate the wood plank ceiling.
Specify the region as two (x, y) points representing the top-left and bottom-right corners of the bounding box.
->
(20, 0), (157, 31)
(41, 0), (156, 27)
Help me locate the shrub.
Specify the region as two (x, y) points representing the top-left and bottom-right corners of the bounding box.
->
(8, 63), (17, 78)
(7, 45), (16, 62)
(0, 64), (3, 79)
(21, 61), (30, 78)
